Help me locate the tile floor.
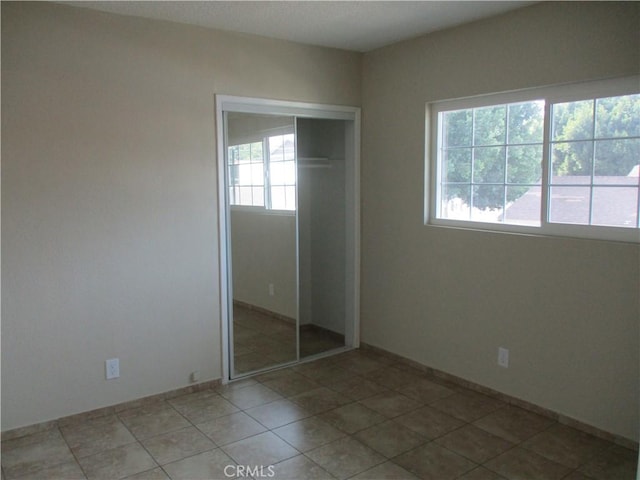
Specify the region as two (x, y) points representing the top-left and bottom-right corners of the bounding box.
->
(233, 305), (345, 375)
(1, 349), (637, 480)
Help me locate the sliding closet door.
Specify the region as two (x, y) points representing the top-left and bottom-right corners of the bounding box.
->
(297, 118), (354, 358)
(225, 112), (298, 377)
(216, 95), (359, 382)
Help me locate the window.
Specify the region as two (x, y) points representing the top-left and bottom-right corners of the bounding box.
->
(429, 77), (640, 242)
(228, 133), (296, 211)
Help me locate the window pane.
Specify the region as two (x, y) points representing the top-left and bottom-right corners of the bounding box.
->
(442, 110), (472, 148)
(228, 146), (239, 165)
(508, 101), (544, 144)
(252, 187), (264, 206)
(549, 186), (591, 224)
(284, 186), (296, 210)
(473, 147), (505, 183)
(283, 161), (296, 185)
(228, 165), (239, 185)
(594, 138), (640, 177)
(270, 140), (284, 161)
(251, 163), (264, 185)
(238, 164), (252, 185)
(595, 94), (640, 139)
(592, 187), (638, 227)
(504, 185), (541, 226)
(283, 134), (295, 160)
(507, 145), (542, 184)
(552, 100), (594, 141)
(271, 186), (286, 210)
(551, 141), (593, 178)
(474, 105), (506, 146)
(443, 149), (471, 183)
(238, 144), (251, 163)
(471, 185), (505, 222)
(270, 162), (284, 185)
(228, 186), (236, 204)
(238, 186), (253, 205)
(440, 184), (471, 220)
(250, 142), (263, 162)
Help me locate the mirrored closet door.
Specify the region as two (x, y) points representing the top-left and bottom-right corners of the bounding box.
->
(217, 96), (360, 380)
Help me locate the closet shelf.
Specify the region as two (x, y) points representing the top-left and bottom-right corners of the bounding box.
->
(298, 157), (332, 169)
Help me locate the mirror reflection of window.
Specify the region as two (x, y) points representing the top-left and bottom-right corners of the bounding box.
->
(227, 133), (296, 211)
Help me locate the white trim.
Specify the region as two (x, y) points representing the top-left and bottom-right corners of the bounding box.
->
(426, 75), (640, 244)
(215, 98), (230, 385)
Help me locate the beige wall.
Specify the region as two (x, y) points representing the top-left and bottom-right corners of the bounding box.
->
(361, 2), (640, 441)
(230, 210), (297, 319)
(1, 1), (361, 431)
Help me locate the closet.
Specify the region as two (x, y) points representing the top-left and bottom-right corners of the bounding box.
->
(216, 96), (360, 380)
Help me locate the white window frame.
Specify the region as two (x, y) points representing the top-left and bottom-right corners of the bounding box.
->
(426, 76), (640, 243)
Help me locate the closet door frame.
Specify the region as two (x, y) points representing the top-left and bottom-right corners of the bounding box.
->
(215, 95), (361, 384)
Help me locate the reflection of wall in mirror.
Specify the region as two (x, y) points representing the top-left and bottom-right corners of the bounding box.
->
(230, 209), (297, 319)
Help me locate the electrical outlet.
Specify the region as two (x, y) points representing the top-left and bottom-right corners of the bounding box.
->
(498, 347), (509, 368)
(268, 283), (275, 296)
(190, 371), (200, 383)
(106, 358), (120, 379)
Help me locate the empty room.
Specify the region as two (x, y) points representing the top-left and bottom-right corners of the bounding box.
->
(2, 1), (639, 479)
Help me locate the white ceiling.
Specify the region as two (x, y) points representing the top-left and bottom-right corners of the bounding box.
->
(56, 1), (535, 52)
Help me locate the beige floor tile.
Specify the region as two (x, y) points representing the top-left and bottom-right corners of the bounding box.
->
(561, 472), (598, 480)
(306, 437), (385, 480)
(61, 415), (136, 459)
(577, 445), (638, 480)
(358, 391), (421, 418)
(395, 378), (456, 405)
(218, 384), (283, 409)
(78, 443), (157, 480)
(430, 391), (505, 422)
(362, 367), (423, 390)
(350, 461), (420, 479)
(234, 351), (277, 374)
(253, 368), (296, 383)
(167, 392), (239, 424)
(262, 373), (321, 397)
(338, 355), (387, 375)
(162, 448), (236, 480)
(1, 429), (76, 479)
(123, 467), (170, 480)
(245, 399), (312, 429)
(9, 460), (86, 480)
(318, 403), (386, 434)
(270, 455), (334, 480)
(324, 377), (389, 401)
(434, 424), (514, 463)
(118, 404), (190, 441)
(473, 406), (555, 443)
(521, 424), (612, 469)
(457, 466), (507, 480)
(354, 420), (427, 458)
(394, 405), (465, 439)
(196, 412), (267, 446)
(273, 417), (346, 452)
(394, 442), (477, 480)
(140, 426), (215, 465)
(215, 377), (258, 392)
(221, 432), (299, 467)
(484, 446), (572, 480)
(289, 388), (351, 415)
(292, 363), (353, 384)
